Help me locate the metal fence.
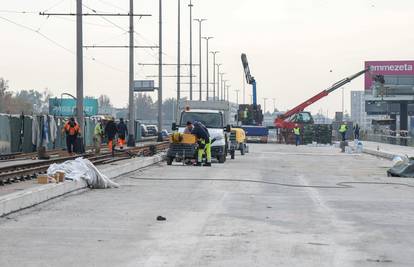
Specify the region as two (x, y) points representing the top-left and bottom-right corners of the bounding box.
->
(364, 130), (413, 147)
(0, 114), (143, 154)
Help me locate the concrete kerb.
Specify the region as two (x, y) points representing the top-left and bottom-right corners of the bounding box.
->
(0, 153), (165, 217)
(362, 148), (396, 160)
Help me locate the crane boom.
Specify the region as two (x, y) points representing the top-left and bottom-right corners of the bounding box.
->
(280, 68), (371, 120)
(241, 53), (257, 107)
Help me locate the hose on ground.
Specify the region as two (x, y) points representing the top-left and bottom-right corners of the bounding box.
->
(127, 177), (414, 189)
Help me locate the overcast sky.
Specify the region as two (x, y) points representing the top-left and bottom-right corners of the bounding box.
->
(1, 0), (414, 117)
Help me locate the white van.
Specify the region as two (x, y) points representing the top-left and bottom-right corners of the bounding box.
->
(173, 109), (230, 163)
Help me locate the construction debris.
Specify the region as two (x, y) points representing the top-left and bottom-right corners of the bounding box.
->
(47, 158), (119, 189)
(387, 156), (414, 178)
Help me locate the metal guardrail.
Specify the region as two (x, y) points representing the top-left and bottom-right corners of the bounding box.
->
(365, 133), (414, 147)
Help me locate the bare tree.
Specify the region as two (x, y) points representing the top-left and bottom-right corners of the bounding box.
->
(98, 94), (113, 115)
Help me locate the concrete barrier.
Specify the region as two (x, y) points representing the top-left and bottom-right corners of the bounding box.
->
(0, 154), (165, 217)
(362, 148), (396, 160)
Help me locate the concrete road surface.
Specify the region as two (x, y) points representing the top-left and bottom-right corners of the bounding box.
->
(1, 144), (414, 267)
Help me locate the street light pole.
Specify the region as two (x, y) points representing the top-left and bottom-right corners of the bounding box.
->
(157, 0), (163, 141)
(210, 51), (219, 101)
(176, 0), (181, 121)
(263, 97), (268, 114)
(216, 63), (221, 100)
(194, 18), (206, 101)
(76, 0), (84, 137)
(223, 80), (228, 101)
(242, 71), (246, 104)
(188, 0), (193, 100)
(220, 73), (226, 101)
(235, 89), (240, 105)
(203, 37), (213, 101)
(226, 85), (230, 102)
(127, 0), (135, 146)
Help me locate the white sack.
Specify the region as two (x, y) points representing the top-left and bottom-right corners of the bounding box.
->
(47, 157), (119, 189)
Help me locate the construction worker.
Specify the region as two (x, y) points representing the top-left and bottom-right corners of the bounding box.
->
(62, 117), (80, 155)
(117, 118), (128, 149)
(105, 117), (118, 153)
(184, 121), (193, 134)
(293, 124), (301, 146)
(243, 108), (248, 119)
(353, 123), (360, 140)
(93, 119), (104, 154)
(339, 122), (348, 141)
(191, 121), (212, 167)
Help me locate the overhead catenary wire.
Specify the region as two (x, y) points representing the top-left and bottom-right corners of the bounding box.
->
(0, 10), (37, 14)
(96, 0), (128, 13)
(80, 2), (162, 67)
(0, 15), (127, 73)
(42, 0), (68, 13)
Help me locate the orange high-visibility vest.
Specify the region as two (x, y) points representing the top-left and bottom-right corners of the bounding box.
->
(64, 122), (80, 136)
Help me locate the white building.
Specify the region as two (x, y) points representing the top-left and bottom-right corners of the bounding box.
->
(351, 91), (384, 129)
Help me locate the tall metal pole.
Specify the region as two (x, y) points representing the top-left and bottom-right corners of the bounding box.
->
(216, 64), (221, 100)
(188, 0), (193, 100)
(341, 87), (344, 115)
(235, 89), (240, 105)
(76, 0), (84, 135)
(194, 19), (206, 101)
(203, 37), (213, 101)
(127, 0), (135, 146)
(176, 0), (181, 122)
(223, 79), (227, 101)
(210, 52), (219, 101)
(220, 75), (226, 101)
(157, 0), (163, 141)
(226, 85), (230, 102)
(263, 97), (268, 113)
(242, 71), (246, 104)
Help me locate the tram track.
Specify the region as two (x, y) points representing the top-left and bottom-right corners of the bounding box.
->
(0, 141), (168, 186)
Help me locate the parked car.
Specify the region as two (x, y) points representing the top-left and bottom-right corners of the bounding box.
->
(160, 129), (170, 141)
(140, 124), (148, 137)
(146, 125), (159, 136)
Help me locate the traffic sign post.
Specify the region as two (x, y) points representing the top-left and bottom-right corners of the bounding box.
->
(134, 80), (156, 92)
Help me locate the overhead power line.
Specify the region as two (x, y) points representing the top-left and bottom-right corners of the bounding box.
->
(0, 15), (127, 73)
(39, 12), (149, 17)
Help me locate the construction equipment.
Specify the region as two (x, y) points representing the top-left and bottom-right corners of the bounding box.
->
(239, 53), (268, 143)
(172, 107), (231, 163)
(274, 67), (371, 130)
(166, 133), (197, 165)
(240, 53), (263, 125)
(228, 127), (248, 159)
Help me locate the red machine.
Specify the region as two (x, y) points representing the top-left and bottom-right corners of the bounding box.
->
(274, 68), (371, 130)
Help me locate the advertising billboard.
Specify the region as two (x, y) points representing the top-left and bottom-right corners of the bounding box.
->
(49, 98), (98, 117)
(365, 60), (414, 90)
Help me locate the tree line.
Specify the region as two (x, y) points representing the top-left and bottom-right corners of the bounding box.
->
(0, 77), (179, 122)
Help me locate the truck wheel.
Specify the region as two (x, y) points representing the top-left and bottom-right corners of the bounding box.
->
(167, 157), (174, 165)
(231, 150), (235, 160)
(218, 155), (226, 163)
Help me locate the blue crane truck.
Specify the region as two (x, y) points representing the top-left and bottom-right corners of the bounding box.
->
(239, 53), (269, 143)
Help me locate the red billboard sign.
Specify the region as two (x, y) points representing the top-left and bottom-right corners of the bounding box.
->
(365, 60), (414, 90)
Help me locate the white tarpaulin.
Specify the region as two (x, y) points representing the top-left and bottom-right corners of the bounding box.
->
(47, 158), (119, 189)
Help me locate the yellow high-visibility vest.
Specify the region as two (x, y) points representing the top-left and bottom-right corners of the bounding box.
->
(293, 127), (300, 135)
(339, 124), (347, 133)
